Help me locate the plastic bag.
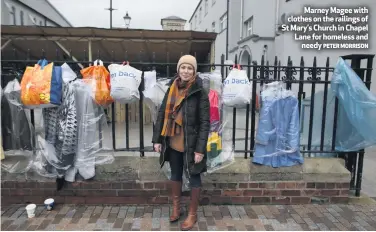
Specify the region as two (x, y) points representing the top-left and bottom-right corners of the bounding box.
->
(143, 73), (170, 123)
(1, 79), (34, 173)
(32, 66), (114, 180)
(20, 59), (63, 108)
(80, 59), (113, 107)
(162, 162), (191, 192)
(330, 57), (376, 151)
(206, 72), (235, 173)
(222, 65), (252, 108)
(199, 70), (223, 94)
(208, 90), (220, 123)
(108, 63), (142, 104)
(253, 81), (304, 168)
(65, 79), (115, 181)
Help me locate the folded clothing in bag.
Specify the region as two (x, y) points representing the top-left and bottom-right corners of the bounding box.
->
(80, 59), (113, 107)
(222, 66), (252, 108)
(108, 63), (142, 104)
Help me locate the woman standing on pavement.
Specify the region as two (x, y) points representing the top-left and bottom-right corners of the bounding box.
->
(152, 55), (210, 231)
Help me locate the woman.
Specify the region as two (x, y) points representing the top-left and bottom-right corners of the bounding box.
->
(152, 55), (210, 231)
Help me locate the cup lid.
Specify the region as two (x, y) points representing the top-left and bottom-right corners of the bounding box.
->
(44, 198), (54, 204)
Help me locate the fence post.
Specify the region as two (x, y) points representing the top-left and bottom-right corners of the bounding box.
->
(341, 54), (375, 197)
(232, 54), (238, 150)
(139, 51), (145, 157)
(250, 60), (258, 157)
(244, 52), (251, 159)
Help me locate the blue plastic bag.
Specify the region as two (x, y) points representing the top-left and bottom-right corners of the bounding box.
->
(331, 57), (376, 151)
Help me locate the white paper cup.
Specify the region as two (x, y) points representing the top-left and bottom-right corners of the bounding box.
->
(25, 204), (36, 218)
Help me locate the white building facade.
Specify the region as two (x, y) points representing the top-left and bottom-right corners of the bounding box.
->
(189, 0), (375, 69)
(189, 0), (228, 64)
(1, 0), (71, 27)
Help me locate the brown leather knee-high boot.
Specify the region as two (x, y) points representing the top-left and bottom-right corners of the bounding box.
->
(181, 187), (200, 231)
(170, 181), (182, 222)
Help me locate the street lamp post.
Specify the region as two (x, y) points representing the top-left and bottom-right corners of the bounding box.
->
(226, 0), (229, 59)
(123, 12), (131, 28)
(105, 0), (117, 29)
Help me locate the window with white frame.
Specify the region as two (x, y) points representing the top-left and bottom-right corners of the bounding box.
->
(220, 13), (227, 31)
(212, 21), (216, 32)
(194, 15), (197, 28)
(244, 17), (253, 37)
(199, 7), (202, 22)
(205, 0), (208, 15)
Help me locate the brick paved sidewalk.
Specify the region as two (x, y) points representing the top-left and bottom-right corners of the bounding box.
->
(1, 203), (376, 231)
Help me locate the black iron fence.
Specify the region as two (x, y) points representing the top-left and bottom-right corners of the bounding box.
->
(1, 52), (374, 197)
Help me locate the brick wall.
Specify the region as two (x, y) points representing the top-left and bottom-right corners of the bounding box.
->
(1, 180), (350, 206)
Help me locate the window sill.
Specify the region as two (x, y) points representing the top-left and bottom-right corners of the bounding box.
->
(237, 34), (258, 44)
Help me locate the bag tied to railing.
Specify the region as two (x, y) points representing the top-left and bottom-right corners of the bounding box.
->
(222, 64), (252, 108)
(80, 59), (113, 107)
(20, 59), (63, 108)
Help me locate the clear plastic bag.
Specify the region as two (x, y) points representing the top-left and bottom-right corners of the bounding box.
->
(1, 79), (34, 173)
(162, 162), (191, 192)
(253, 81), (304, 168)
(199, 70), (223, 94)
(330, 57), (376, 151)
(32, 69), (115, 180)
(206, 72), (235, 173)
(143, 73), (170, 123)
(65, 79), (115, 181)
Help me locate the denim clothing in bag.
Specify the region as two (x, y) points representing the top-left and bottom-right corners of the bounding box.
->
(253, 83), (304, 168)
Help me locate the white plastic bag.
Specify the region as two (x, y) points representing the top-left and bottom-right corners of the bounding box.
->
(222, 65), (252, 108)
(143, 72), (169, 123)
(108, 63), (142, 104)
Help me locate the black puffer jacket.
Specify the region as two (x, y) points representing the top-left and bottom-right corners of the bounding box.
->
(152, 76), (210, 175)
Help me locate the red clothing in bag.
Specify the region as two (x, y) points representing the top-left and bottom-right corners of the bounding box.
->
(208, 89), (220, 123)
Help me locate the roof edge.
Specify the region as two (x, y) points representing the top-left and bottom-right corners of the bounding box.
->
(1, 25), (218, 41)
(189, 0), (203, 23)
(45, 0), (73, 27)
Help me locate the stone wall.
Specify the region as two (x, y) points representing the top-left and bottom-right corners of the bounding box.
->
(1, 157), (351, 206)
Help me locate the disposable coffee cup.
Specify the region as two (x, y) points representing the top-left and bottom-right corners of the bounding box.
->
(25, 204), (36, 218)
(44, 198), (55, 211)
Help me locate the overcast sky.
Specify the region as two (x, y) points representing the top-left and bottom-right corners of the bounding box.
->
(49, 0), (199, 30)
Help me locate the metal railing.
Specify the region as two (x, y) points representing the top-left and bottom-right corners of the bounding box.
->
(1, 52), (374, 197)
